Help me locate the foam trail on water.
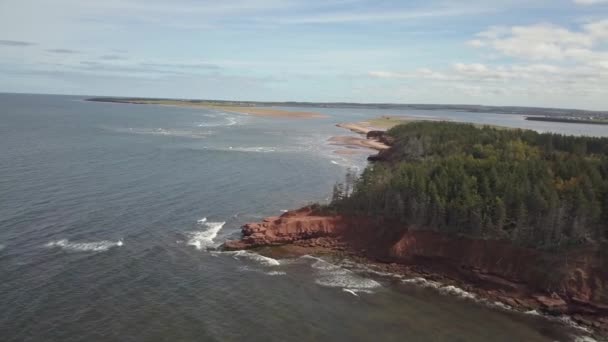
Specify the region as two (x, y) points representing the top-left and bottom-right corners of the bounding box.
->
(229, 250), (281, 266)
(187, 220), (225, 250)
(302, 255), (381, 293)
(44, 239), (123, 252)
(343, 289), (358, 297)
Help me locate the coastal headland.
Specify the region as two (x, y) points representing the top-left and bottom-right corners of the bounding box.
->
(223, 205), (608, 333)
(224, 121), (608, 336)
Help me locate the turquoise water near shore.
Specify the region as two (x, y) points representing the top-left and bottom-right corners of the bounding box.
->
(0, 93), (603, 341)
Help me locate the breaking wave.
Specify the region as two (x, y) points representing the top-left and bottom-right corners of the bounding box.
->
(187, 218), (225, 250)
(44, 239), (123, 252)
(402, 276), (599, 339)
(236, 265), (286, 276)
(228, 250), (281, 266)
(226, 146), (277, 153)
(116, 127), (214, 139)
(197, 116), (239, 127)
(302, 255), (381, 294)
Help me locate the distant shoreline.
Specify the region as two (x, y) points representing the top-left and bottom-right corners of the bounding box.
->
(84, 96), (607, 118)
(86, 98), (327, 119)
(526, 116), (608, 125)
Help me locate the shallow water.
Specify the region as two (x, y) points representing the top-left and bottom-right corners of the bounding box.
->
(0, 93), (603, 341)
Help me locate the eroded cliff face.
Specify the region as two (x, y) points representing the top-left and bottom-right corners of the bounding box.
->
(388, 231), (608, 316)
(223, 206), (348, 250)
(223, 206), (608, 326)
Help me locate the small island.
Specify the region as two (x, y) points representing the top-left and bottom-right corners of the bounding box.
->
(225, 121), (608, 334)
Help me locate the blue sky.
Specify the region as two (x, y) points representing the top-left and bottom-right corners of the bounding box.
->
(1, 0), (607, 109)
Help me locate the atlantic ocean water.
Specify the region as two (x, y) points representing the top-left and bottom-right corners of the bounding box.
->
(1, 93), (604, 342)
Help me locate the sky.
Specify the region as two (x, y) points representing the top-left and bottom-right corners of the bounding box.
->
(0, 0), (607, 110)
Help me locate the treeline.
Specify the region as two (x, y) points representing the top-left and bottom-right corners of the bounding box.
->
(329, 122), (608, 250)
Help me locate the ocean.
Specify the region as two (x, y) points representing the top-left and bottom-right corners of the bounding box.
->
(0, 93), (604, 342)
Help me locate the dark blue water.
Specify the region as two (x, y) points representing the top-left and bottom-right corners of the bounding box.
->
(0, 93), (601, 341)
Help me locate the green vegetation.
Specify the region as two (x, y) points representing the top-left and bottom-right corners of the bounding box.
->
(367, 116), (413, 129)
(329, 122), (608, 250)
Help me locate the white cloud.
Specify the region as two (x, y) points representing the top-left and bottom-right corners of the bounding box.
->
(468, 20), (608, 67)
(573, 0), (608, 5)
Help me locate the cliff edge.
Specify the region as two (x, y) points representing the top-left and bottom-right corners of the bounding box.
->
(223, 206), (608, 332)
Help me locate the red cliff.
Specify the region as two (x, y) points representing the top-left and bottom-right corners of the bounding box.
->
(223, 206), (608, 331)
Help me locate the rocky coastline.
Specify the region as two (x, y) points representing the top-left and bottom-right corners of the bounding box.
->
(223, 205), (608, 335)
(223, 120), (608, 336)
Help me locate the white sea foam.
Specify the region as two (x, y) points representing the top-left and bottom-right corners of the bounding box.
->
(44, 239), (123, 252)
(187, 220), (225, 250)
(338, 259), (404, 279)
(237, 265), (285, 276)
(197, 112), (245, 128)
(438, 285), (476, 300)
(402, 278), (477, 300)
(343, 288), (374, 297)
(119, 127), (213, 139)
(230, 146), (277, 153)
(302, 255), (381, 292)
(525, 309), (541, 316)
(401, 277), (442, 289)
(402, 276), (600, 336)
(229, 250), (281, 266)
(555, 315), (594, 333)
(0, 244), (5, 251)
(489, 301), (512, 311)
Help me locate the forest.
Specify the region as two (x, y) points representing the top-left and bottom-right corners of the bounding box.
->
(328, 122), (608, 250)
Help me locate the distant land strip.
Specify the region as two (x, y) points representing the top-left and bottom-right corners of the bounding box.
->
(86, 97), (607, 118)
(526, 116), (608, 125)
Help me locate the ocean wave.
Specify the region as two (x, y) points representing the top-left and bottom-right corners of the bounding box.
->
(338, 259), (404, 279)
(401, 277), (442, 289)
(302, 255), (381, 293)
(44, 239), (123, 252)
(401, 277), (477, 300)
(228, 250), (281, 266)
(0, 244), (5, 251)
(227, 146), (277, 153)
(196, 117), (239, 127)
(116, 127), (214, 139)
(402, 276), (599, 338)
(343, 288), (375, 297)
(187, 219), (225, 250)
(236, 265), (286, 277)
(438, 285), (476, 300)
(574, 336), (599, 342)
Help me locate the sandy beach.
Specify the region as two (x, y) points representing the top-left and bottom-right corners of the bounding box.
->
(328, 136), (390, 151)
(87, 98), (327, 119)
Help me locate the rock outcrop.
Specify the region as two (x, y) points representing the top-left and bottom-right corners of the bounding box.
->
(223, 206), (608, 331)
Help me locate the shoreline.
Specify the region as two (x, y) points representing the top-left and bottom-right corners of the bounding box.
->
(327, 118), (406, 153)
(86, 98), (327, 119)
(256, 242), (599, 338)
(223, 208), (608, 338)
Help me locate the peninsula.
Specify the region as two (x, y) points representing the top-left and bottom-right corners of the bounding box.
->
(225, 121), (608, 334)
